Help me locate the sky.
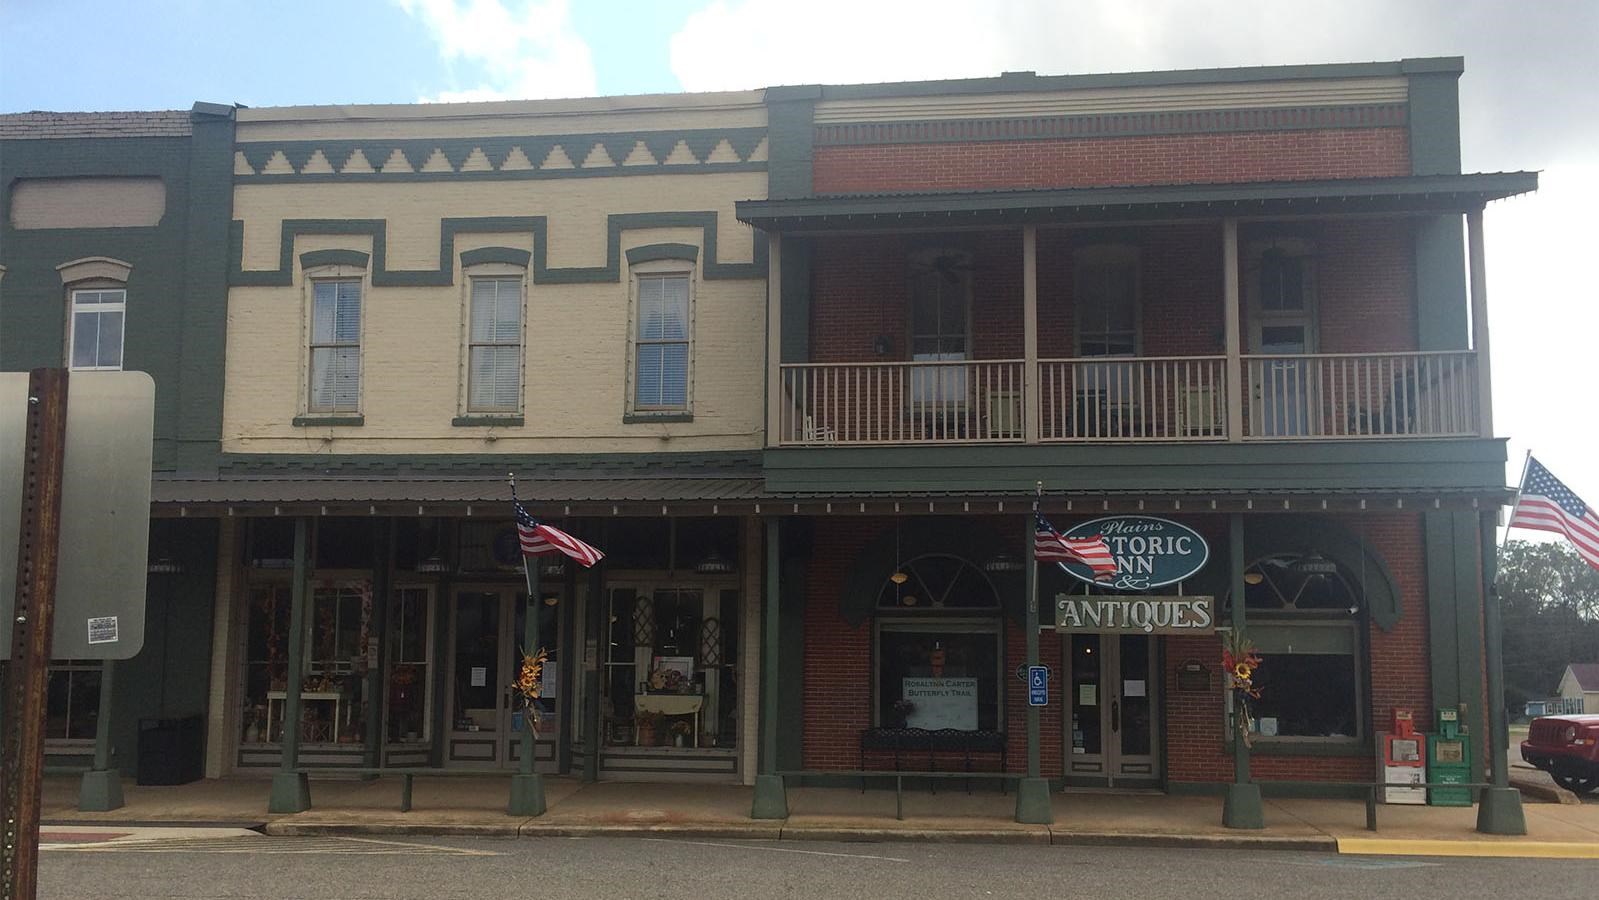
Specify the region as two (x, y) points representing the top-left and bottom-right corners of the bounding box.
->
(2, 0), (1595, 518)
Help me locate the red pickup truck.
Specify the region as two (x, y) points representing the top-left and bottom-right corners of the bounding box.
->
(1521, 714), (1599, 795)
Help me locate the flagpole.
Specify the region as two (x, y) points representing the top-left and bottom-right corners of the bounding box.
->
(1500, 449), (1534, 554)
(508, 473), (545, 817)
(1016, 481), (1052, 824)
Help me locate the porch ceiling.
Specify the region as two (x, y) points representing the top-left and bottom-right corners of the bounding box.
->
(735, 171), (1538, 231)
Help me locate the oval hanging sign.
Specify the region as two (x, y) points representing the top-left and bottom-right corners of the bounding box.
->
(1057, 516), (1210, 591)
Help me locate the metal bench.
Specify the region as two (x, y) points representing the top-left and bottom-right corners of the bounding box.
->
(777, 769), (1024, 820)
(859, 727), (1008, 793)
(292, 767), (507, 812)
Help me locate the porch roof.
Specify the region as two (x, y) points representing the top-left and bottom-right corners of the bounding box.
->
(735, 171), (1539, 231)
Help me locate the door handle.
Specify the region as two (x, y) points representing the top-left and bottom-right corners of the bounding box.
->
(1111, 700), (1121, 732)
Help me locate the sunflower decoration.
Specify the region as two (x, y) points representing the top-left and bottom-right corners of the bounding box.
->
(1220, 629), (1263, 746)
(513, 647), (549, 735)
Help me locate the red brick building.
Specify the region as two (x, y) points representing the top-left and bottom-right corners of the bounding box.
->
(737, 58), (1534, 826)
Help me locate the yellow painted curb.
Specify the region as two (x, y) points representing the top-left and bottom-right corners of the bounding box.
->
(1338, 837), (1599, 859)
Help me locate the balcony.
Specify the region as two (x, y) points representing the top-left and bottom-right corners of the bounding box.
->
(776, 351), (1478, 446)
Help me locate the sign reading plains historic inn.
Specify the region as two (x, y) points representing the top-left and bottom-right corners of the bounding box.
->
(1052, 516), (1216, 636)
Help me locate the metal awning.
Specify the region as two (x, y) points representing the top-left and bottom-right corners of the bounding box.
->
(736, 171), (1539, 231)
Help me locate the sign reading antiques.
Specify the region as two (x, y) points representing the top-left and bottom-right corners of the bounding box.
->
(1057, 516), (1209, 590)
(1054, 595), (1216, 635)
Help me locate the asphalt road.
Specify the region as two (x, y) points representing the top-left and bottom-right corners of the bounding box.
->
(38, 834), (1599, 900)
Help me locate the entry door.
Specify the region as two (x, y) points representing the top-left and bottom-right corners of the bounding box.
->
(446, 588), (560, 769)
(1064, 634), (1160, 786)
(1248, 249), (1318, 436)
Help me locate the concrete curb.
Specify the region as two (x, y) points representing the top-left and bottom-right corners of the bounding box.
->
(258, 819), (1338, 851)
(1508, 773), (1580, 805)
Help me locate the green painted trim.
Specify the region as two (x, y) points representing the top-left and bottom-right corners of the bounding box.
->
(766, 97), (815, 200)
(1246, 517), (1402, 632)
(778, 237), (811, 364)
(460, 247), (531, 268)
(215, 448), (759, 473)
(299, 249), (369, 269)
(763, 439), (1511, 496)
(1407, 71), (1463, 176)
(738, 173), (1538, 229)
(624, 243), (699, 265)
(231, 212), (766, 287)
(815, 105), (1406, 147)
(451, 415), (524, 427)
(235, 126), (767, 179)
(622, 412), (693, 423)
(1414, 216), (1468, 351)
(291, 415), (365, 427)
(790, 58), (1461, 102)
(239, 162), (766, 184)
(837, 518), (1020, 626)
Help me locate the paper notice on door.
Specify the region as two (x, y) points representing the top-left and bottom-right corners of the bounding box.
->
(1078, 684), (1097, 706)
(470, 666), (487, 687)
(1125, 679), (1147, 698)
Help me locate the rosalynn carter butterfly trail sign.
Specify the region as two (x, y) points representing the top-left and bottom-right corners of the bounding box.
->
(1052, 515), (1216, 636)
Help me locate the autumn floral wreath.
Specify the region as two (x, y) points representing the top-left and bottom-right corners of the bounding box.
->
(1221, 629), (1263, 747)
(512, 648), (549, 738)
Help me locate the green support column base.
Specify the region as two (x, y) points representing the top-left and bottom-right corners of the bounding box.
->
(268, 772), (311, 814)
(78, 769), (124, 812)
(1476, 786), (1527, 835)
(750, 774), (789, 819)
(1223, 783), (1265, 829)
(509, 773), (546, 817)
(1014, 777), (1054, 825)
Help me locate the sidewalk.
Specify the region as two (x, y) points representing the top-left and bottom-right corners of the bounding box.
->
(40, 775), (1599, 858)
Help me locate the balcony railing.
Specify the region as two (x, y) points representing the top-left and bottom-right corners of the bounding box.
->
(1242, 351), (1479, 440)
(778, 359), (1025, 445)
(775, 350), (1480, 447)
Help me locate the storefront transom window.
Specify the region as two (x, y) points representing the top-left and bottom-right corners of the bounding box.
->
(874, 553), (1003, 731)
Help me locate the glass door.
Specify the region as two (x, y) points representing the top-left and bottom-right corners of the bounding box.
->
(1064, 634), (1160, 787)
(1249, 247), (1317, 436)
(446, 590), (507, 768)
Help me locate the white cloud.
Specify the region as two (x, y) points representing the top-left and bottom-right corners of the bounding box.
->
(396, 0), (597, 102)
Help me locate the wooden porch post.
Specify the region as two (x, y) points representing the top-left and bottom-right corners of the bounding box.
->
(766, 232), (784, 447)
(1466, 207), (1494, 438)
(751, 517), (788, 818)
(1023, 225), (1040, 443)
(1222, 219), (1243, 442)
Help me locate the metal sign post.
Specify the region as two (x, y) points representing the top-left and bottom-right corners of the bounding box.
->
(1, 369), (69, 900)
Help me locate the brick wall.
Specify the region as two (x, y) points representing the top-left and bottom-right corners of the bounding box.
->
(813, 128), (1410, 195)
(808, 219), (1413, 364)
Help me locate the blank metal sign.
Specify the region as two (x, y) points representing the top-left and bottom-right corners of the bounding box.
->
(1, 371), (153, 659)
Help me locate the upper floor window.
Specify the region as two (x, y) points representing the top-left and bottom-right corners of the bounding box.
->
(908, 249), (973, 407)
(1075, 245), (1139, 357)
(467, 277), (523, 413)
(309, 279), (362, 413)
(69, 288), (126, 370)
(631, 271), (692, 413)
(1257, 246), (1312, 313)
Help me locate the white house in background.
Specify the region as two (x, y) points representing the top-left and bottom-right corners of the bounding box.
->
(1557, 664), (1599, 713)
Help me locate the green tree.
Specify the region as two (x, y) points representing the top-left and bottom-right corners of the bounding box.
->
(1497, 540), (1599, 713)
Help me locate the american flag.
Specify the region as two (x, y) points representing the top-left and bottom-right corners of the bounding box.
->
(514, 500), (605, 568)
(1034, 515), (1117, 580)
(1509, 458), (1599, 573)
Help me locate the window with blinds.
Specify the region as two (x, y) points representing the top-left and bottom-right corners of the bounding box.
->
(309, 279), (362, 413)
(467, 277), (523, 413)
(632, 273), (691, 411)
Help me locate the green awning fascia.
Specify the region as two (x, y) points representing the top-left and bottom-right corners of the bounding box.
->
(735, 172), (1539, 231)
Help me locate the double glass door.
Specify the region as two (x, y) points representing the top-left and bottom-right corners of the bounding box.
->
(1064, 634), (1160, 787)
(446, 588), (559, 769)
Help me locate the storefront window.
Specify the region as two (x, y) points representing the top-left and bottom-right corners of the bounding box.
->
(1230, 552), (1365, 743)
(45, 660), (101, 740)
(241, 583), (290, 743)
(387, 586), (432, 743)
(876, 623), (1001, 730)
(874, 553), (1003, 731)
(602, 584), (738, 748)
(305, 581), (374, 744)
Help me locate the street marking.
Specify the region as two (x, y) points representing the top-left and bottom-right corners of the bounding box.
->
(640, 838), (909, 863)
(1337, 838), (1599, 860)
(47, 836), (497, 856)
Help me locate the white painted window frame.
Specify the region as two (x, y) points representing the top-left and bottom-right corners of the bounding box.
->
(625, 259), (697, 416)
(301, 263), (368, 416)
(458, 262), (528, 417)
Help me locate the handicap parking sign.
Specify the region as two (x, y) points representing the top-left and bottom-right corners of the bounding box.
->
(1028, 665), (1049, 706)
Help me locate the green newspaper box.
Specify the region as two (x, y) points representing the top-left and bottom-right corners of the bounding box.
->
(1426, 708), (1472, 806)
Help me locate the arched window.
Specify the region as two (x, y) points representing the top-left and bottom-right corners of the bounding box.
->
(1233, 551), (1365, 744)
(874, 552), (1003, 732)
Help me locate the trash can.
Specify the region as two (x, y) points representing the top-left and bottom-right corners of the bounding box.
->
(136, 716), (204, 785)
